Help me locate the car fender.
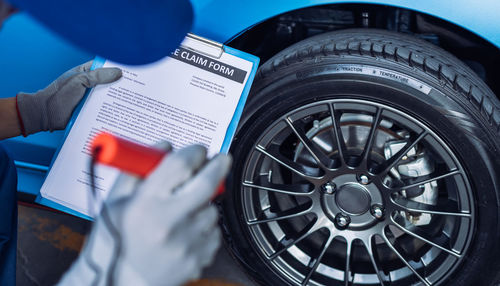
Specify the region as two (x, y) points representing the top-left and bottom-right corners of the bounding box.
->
(191, 0), (500, 49)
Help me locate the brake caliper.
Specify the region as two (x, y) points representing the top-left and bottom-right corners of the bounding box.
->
(384, 140), (437, 226)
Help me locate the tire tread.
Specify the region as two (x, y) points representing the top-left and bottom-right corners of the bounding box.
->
(255, 29), (500, 135)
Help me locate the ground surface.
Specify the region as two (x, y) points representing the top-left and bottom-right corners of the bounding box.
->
(16, 204), (258, 286)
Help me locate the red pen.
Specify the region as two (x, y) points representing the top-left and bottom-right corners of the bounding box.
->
(90, 132), (225, 196)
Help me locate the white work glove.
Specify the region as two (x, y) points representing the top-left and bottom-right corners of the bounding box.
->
(58, 144), (232, 286)
(16, 61), (122, 136)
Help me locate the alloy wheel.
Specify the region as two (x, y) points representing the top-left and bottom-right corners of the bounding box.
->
(240, 99), (474, 285)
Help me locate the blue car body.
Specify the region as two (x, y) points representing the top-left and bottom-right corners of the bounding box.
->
(1, 0), (499, 196)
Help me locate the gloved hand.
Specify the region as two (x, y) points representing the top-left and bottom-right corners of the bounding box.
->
(16, 61), (122, 136)
(57, 144), (232, 286)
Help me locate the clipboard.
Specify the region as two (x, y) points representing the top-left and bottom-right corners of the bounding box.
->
(35, 34), (260, 220)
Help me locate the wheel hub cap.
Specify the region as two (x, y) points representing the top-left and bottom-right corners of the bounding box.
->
(322, 174), (384, 229)
(336, 183), (371, 215)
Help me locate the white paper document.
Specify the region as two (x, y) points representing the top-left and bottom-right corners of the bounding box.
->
(39, 35), (257, 218)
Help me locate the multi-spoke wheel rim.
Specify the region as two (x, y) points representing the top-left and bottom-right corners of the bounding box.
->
(240, 99), (474, 286)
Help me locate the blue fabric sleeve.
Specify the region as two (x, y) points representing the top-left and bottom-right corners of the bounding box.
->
(0, 144), (18, 286)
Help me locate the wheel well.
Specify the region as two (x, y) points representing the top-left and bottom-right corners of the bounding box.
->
(227, 3), (500, 96)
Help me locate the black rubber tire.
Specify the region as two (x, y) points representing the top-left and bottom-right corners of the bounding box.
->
(220, 29), (500, 286)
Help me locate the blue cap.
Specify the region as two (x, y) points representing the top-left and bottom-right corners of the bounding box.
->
(7, 0), (193, 65)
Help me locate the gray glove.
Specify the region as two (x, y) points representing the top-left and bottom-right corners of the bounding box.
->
(16, 61), (122, 136)
(58, 144), (232, 286)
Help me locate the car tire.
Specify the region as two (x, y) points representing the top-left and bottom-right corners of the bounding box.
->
(221, 29), (500, 286)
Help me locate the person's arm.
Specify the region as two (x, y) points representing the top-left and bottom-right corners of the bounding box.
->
(1, 61), (121, 140)
(58, 144), (231, 286)
(0, 97), (22, 140)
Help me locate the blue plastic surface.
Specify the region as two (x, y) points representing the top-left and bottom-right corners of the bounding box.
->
(220, 46), (259, 153)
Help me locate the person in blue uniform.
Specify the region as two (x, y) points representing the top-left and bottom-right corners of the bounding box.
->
(0, 1), (229, 285)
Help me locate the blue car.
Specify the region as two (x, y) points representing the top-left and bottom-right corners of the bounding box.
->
(2, 1), (500, 285)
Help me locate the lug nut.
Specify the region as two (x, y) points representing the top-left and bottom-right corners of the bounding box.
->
(358, 174), (370, 185)
(321, 182), (336, 194)
(335, 213), (351, 229)
(371, 204), (385, 220)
